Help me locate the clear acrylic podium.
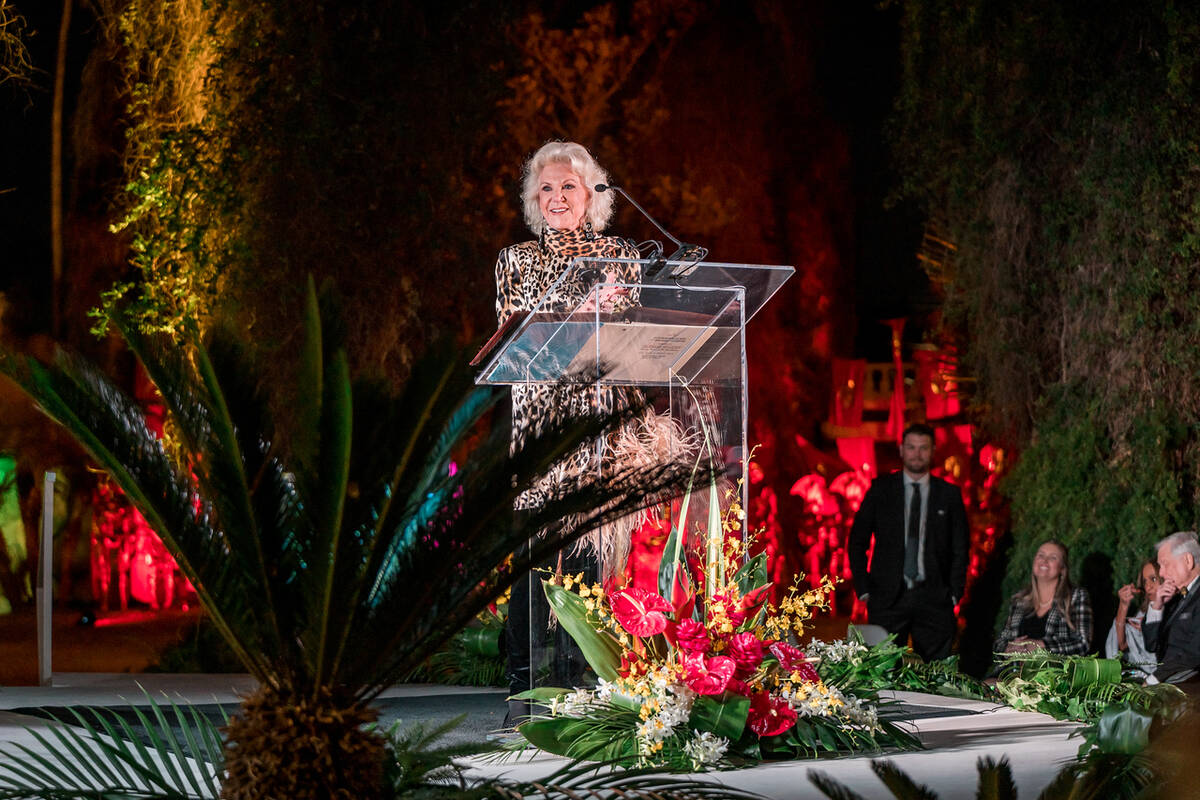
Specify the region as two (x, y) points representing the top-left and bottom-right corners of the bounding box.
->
(476, 257), (793, 693)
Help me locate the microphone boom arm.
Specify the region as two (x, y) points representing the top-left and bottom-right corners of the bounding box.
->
(595, 183), (707, 277)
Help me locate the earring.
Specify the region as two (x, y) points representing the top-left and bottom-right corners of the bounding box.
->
(538, 227), (547, 250)
(583, 220), (596, 241)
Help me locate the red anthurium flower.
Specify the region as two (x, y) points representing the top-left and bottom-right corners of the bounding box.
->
(791, 662), (820, 684)
(674, 618), (710, 655)
(726, 677), (754, 697)
(609, 587), (673, 637)
(682, 653), (736, 695)
(769, 642), (805, 671)
(727, 632), (765, 678)
(748, 691), (797, 737)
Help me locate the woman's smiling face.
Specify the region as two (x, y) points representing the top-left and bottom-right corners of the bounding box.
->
(537, 161), (589, 231)
(1033, 542), (1065, 581)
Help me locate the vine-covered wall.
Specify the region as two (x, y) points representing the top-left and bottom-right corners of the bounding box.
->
(891, 0), (1200, 602)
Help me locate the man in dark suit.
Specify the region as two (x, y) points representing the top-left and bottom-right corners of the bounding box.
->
(1144, 530), (1200, 685)
(848, 423), (970, 661)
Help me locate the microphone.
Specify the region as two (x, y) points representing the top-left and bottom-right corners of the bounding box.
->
(595, 184), (708, 276)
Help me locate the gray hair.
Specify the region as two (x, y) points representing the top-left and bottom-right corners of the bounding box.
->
(521, 141), (615, 236)
(1156, 530), (1200, 562)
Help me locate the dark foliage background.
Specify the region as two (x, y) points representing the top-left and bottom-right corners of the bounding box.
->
(891, 0), (1200, 602)
(1, 0), (927, 612)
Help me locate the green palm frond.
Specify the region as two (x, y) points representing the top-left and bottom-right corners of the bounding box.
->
(993, 653), (1186, 724)
(1034, 764), (1083, 800)
(810, 758), (994, 800)
(460, 757), (767, 800)
(363, 435), (707, 692)
(384, 714), (494, 793)
(974, 757), (1016, 800)
(870, 760), (939, 800)
(0, 693), (223, 799)
(897, 655), (995, 701)
(416, 634), (505, 686)
(1, 695), (763, 800)
(386, 713), (768, 799)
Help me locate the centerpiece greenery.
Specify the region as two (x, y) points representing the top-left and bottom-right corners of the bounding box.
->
(807, 635), (995, 703)
(992, 653), (1186, 726)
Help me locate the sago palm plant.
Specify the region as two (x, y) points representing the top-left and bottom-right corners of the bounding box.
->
(0, 278), (707, 800)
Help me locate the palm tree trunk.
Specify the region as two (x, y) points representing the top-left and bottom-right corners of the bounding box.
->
(220, 685), (386, 800)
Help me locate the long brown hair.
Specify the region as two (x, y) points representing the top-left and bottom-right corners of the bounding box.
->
(1015, 539), (1077, 628)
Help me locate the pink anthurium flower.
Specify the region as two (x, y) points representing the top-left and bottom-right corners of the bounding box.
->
(682, 653), (736, 695)
(769, 642), (821, 683)
(769, 642), (805, 670)
(791, 662), (820, 684)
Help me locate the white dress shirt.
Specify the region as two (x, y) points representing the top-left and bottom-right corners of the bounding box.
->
(904, 474), (930, 585)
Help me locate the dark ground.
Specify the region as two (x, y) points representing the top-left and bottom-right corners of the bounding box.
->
(0, 607), (203, 686)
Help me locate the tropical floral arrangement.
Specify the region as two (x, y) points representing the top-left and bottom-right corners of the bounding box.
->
(514, 488), (918, 770)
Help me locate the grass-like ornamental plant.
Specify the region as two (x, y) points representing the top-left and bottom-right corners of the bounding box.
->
(0, 276), (709, 800)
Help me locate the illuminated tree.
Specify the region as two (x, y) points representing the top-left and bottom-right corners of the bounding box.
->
(496, 0), (742, 242)
(93, 1), (514, 396)
(0, 0), (33, 90)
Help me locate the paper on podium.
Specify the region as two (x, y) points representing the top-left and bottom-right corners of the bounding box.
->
(564, 321), (721, 384)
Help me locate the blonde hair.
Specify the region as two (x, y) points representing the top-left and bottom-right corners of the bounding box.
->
(521, 141), (615, 236)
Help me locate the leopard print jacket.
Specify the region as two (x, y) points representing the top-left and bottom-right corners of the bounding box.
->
(494, 226), (642, 510)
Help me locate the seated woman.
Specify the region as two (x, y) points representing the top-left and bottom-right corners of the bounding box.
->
(994, 540), (1093, 656)
(1105, 560), (1162, 679)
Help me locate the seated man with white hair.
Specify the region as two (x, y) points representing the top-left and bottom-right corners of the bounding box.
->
(1143, 530), (1200, 685)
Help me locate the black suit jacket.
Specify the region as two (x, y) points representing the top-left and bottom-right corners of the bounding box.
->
(847, 471), (970, 609)
(1143, 584), (1200, 683)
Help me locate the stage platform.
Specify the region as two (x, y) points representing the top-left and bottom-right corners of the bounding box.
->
(0, 675), (1082, 798)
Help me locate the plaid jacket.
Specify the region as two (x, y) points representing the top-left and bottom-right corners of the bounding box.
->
(994, 586), (1093, 656)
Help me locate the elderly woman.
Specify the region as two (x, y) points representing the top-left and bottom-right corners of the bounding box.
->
(1105, 559), (1161, 678)
(994, 540), (1093, 656)
(498, 141), (643, 717)
(496, 141), (643, 502)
